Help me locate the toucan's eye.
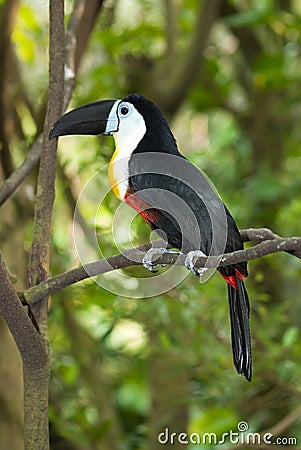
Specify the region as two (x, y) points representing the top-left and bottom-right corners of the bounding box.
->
(120, 106), (129, 116)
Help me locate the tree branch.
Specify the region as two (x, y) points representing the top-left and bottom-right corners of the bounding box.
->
(0, 0), (21, 178)
(160, 0), (222, 116)
(22, 3), (65, 448)
(164, 0), (177, 65)
(240, 227), (301, 259)
(0, 255), (48, 370)
(0, 0), (102, 208)
(73, 0), (104, 72)
(21, 228), (301, 306)
(27, 0), (65, 332)
(221, 1), (262, 67)
(263, 404), (301, 437)
(0, 135), (43, 207)
(0, 254), (50, 450)
(64, 0), (88, 110)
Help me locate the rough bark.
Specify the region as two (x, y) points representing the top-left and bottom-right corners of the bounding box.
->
(0, 256), (49, 450)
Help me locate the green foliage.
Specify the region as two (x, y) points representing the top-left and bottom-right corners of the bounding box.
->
(3, 0), (301, 448)
(226, 0), (273, 28)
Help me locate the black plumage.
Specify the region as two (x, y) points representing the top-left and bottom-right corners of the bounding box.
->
(124, 94), (252, 380)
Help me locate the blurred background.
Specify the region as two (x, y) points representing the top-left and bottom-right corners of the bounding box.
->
(0, 0), (301, 448)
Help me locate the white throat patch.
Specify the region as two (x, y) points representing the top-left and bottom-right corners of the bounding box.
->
(108, 101), (146, 200)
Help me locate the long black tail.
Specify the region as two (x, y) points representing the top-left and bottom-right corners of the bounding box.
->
(228, 277), (252, 381)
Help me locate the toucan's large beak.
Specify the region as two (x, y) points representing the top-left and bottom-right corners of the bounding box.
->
(49, 99), (120, 140)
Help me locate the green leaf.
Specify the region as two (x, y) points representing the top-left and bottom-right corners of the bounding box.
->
(282, 326), (299, 348)
(225, 1), (273, 28)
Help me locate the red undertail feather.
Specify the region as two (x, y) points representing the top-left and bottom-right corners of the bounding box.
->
(221, 269), (245, 289)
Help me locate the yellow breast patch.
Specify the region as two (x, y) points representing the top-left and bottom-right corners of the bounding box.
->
(108, 149), (121, 200)
(108, 145), (130, 201)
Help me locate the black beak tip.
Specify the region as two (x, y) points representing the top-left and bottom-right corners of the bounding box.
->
(49, 127), (57, 140)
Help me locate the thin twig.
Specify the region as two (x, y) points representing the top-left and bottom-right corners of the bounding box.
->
(64, 0), (86, 110)
(0, 0), (97, 207)
(161, 0), (222, 114)
(240, 227), (301, 259)
(20, 229), (301, 306)
(263, 405), (301, 437)
(0, 0), (21, 178)
(164, 0), (176, 65)
(0, 135), (43, 206)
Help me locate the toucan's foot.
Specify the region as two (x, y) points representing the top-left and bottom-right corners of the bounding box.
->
(142, 248), (164, 272)
(142, 248), (181, 272)
(185, 250), (207, 277)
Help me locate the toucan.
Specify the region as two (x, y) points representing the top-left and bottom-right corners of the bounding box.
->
(50, 94), (252, 381)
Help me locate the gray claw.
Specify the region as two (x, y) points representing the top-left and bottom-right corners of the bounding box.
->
(142, 248), (182, 272)
(185, 250), (207, 277)
(142, 248), (165, 272)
